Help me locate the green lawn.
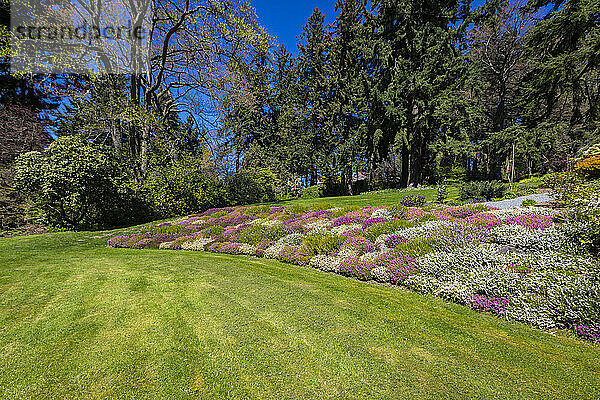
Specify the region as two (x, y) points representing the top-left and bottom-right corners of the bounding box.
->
(0, 231), (598, 399)
(271, 186), (459, 208)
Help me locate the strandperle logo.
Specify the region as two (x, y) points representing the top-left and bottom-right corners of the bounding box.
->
(10, 0), (151, 74)
(13, 21), (145, 42)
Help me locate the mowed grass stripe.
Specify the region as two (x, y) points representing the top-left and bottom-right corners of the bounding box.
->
(0, 232), (598, 399)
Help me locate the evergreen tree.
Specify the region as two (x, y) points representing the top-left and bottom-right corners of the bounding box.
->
(296, 8), (335, 186)
(370, 0), (474, 186)
(330, 0), (371, 194)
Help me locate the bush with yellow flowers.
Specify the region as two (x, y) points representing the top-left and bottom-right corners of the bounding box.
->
(574, 143), (600, 177)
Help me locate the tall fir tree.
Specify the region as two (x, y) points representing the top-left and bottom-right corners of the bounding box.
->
(370, 0), (474, 186)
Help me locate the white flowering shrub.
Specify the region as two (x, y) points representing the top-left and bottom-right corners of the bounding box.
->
(305, 220), (331, 231)
(238, 243), (257, 255)
(308, 255), (341, 272)
(413, 244), (600, 331)
(181, 238), (214, 251)
(491, 225), (569, 252)
(330, 223), (363, 235)
(372, 208), (393, 219)
(371, 266), (389, 283)
(159, 241), (176, 249)
(264, 243), (286, 259)
(278, 233), (305, 246)
(484, 206), (559, 220)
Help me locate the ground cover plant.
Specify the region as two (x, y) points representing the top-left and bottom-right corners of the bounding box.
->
(108, 201), (600, 343)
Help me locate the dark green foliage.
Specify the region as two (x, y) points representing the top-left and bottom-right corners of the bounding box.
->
(459, 180), (507, 201)
(226, 168), (279, 205)
(521, 199), (537, 206)
(143, 157), (228, 217)
(13, 136), (146, 230)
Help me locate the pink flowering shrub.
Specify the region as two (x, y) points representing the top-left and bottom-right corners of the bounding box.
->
(339, 257), (375, 280)
(506, 214), (552, 230)
(387, 254), (418, 284)
(277, 245), (311, 266)
(469, 295), (511, 315)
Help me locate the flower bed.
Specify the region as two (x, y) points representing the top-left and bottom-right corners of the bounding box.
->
(108, 202), (600, 343)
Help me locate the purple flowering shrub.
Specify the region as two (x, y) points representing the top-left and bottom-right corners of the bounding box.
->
(339, 257), (375, 280)
(400, 194), (426, 207)
(469, 295), (511, 315)
(384, 234), (408, 247)
(276, 245), (311, 266)
(506, 214), (552, 230)
(340, 235), (378, 255)
(387, 254), (418, 284)
(573, 324), (600, 343)
(331, 216), (362, 227)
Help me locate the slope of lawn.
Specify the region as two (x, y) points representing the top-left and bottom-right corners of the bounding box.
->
(0, 230), (599, 399)
(271, 186), (459, 208)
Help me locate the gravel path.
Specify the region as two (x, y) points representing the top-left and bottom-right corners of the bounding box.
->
(482, 193), (555, 210)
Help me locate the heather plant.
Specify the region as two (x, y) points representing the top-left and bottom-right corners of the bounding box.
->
(338, 257), (375, 280)
(364, 219), (414, 241)
(241, 205), (271, 216)
(237, 224), (290, 245)
(277, 245), (311, 266)
(201, 225), (225, 238)
(302, 234), (346, 255)
(330, 205), (361, 218)
(340, 235), (378, 255)
(394, 237), (437, 257)
(469, 295), (511, 315)
(400, 194), (426, 207)
(387, 204), (408, 219)
(387, 255), (418, 284)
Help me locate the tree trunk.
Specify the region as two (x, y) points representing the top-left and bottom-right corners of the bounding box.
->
(400, 143), (409, 188)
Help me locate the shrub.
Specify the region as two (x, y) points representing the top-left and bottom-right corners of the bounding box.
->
(400, 194), (426, 207)
(574, 143), (600, 178)
(226, 168), (279, 205)
(395, 237), (437, 257)
(459, 180), (507, 201)
(201, 225), (225, 238)
(387, 255), (418, 284)
(277, 245), (311, 266)
(521, 199), (537, 207)
(300, 185), (323, 199)
(13, 136), (143, 230)
(143, 157), (228, 217)
(436, 184), (448, 203)
(364, 219), (414, 241)
(302, 234), (346, 255)
(338, 257), (375, 280)
(236, 224), (289, 245)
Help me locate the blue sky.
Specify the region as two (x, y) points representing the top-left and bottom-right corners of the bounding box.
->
(251, 0), (337, 53)
(251, 0), (488, 53)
